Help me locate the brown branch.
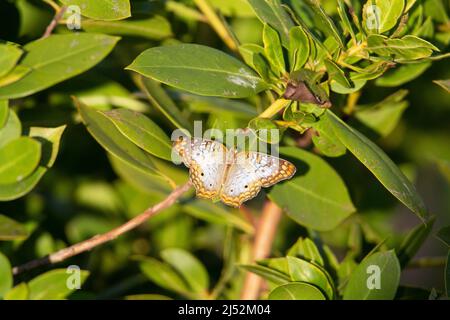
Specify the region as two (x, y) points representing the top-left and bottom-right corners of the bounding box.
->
(12, 182), (192, 276)
(240, 200), (282, 300)
(42, 5), (67, 39)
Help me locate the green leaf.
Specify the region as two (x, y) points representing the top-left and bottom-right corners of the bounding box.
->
(325, 110), (427, 220)
(354, 90), (409, 137)
(303, 0), (344, 48)
(28, 269), (90, 300)
(183, 200), (253, 234)
(289, 26), (310, 72)
(311, 115), (347, 157)
(363, 0), (405, 33)
(269, 282), (326, 300)
(324, 59), (352, 89)
(125, 294), (172, 300)
(343, 250), (401, 300)
(269, 147), (355, 231)
(0, 34), (120, 99)
(81, 16), (172, 40)
(0, 43), (23, 78)
(398, 217), (435, 268)
(367, 34), (438, 61)
(0, 126), (66, 201)
(0, 109), (21, 148)
(239, 264), (291, 285)
(263, 24), (285, 76)
(376, 62), (431, 87)
(137, 256), (191, 295)
(0, 65), (31, 88)
(209, 0), (255, 17)
(337, 0), (356, 42)
(433, 79), (450, 93)
(0, 252), (12, 298)
(0, 137), (41, 184)
(137, 77), (193, 131)
(61, 0), (131, 20)
(0, 214), (29, 241)
(247, 0), (294, 46)
(0, 100), (8, 128)
(127, 44), (268, 98)
(103, 108), (172, 161)
(4, 283), (29, 300)
(75, 98), (160, 174)
(161, 248), (209, 294)
(287, 256), (334, 299)
(436, 226), (450, 247)
(287, 237), (324, 266)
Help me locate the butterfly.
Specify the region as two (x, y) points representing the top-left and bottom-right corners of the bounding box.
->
(173, 136), (296, 207)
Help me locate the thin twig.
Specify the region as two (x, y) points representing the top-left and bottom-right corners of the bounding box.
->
(12, 182), (192, 275)
(42, 5), (67, 39)
(407, 256), (447, 269)
(240, 200), (282, 300)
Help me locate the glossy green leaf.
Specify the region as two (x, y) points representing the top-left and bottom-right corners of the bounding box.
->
(398, 217), (435, 268)
(209, 0), (255, 17)
(433, 79), (450, 93)
(324, 59), (352, 89)
(247, 0), (294, 46)
(337, 0), (356, 42)
(137, 77), (192, 131)
(81, 16), (172, 40)
(376, 62), (431, 87)
(0, 34), (120, 99)
(0, 126), (66, 201)
(287, 237), (324, 266)
(263, 24), (285, 76)
(0, 214), (29, 241)
(137, 256), (190, 295)
(304, 0), (344, 48)
(289, 26), (310, 72)
(355, 90), (409, 137)
(76, 98), (160, 174)
(104, 108), (172, 161)
(28, 269), (90, 300)
(287, 256), (334, 299)
(0, 137), (41, 184)
(127, 44), (268, 98)
(362, 0), (405, 33)
(269, 147), (355, 231)
(269, 282), (326, 300)
(343, 250), (401, 300)
(4, 283), (29, 300)
(161, 248), (209, 294)
(0, 100), (8, 128)
(61, 0), (131, 20)
(0, 252), (12, 298)
(183, 200), (253, 234)
(367, 34), (438, 61)
(0, 109), (21, 148)
(325, 110), (427, 220)
(0, 43), (23, 78)
(437, 226), (450, 247)
(0, 65), (31, 88)
(311, 115), (347, 157)
(239, 264), (290, 285)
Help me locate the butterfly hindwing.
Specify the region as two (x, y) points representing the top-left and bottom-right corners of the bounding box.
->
(220, 151), (296, 207)
(173, 137), (228, 199)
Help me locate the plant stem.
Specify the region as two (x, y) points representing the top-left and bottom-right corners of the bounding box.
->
(12, 182), (192, 275)
(193, 0), (240, 54)
(407, 256), (447, 268)
(240, 200), (282, 300)
(258, 98), (290, 119)
(42, 5), (67, 38)
(43, 0), (61, 11)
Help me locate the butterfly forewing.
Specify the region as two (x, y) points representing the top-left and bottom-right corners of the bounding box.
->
(174, 137), (229, 199)
(220, 151), (296, 207)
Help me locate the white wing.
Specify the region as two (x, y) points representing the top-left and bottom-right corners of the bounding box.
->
(173, 137), (229, 199)
(220, 151), (296, 207)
